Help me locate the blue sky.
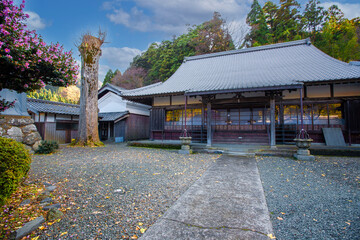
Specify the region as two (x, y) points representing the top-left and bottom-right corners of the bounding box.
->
(21, 0), (360, 83)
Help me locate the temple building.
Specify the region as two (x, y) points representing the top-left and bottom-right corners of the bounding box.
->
(122, 39), (360, 146)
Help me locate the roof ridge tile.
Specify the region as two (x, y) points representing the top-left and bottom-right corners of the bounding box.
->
(184, 39), (309, 62)
(27, 97), (79, 107)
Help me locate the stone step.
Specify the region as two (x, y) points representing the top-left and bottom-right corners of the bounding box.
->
(224, 151), (256, 157)
(11, 216), (45, 240)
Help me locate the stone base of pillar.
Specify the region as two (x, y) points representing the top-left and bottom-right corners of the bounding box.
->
(294, 153), (315, 161)
(294, 148), (315, 161)
(178, 149), (193, 154)
(179, 144), (193, 154)
(293, 138), (315, 161)
(270, 145), (277, 150)
(179, 137), (192, 154)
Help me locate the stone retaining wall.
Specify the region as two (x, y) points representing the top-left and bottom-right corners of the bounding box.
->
(0, 115), (42, 153)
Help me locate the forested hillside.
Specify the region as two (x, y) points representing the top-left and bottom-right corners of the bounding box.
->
(108, 12), (235, 89)
(245, 0), (360, 62)
(27, 85), (80, 104)
(105, 0), (359, 89)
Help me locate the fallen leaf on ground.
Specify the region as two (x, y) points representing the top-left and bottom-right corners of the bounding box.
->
(277, 217), (283, 220)
(60, 232), (68, 236)
(267, 233), (276, 239)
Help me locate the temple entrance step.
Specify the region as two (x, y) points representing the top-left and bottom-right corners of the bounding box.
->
(213, 131), (269, 145)
(276, 125), (297, 144)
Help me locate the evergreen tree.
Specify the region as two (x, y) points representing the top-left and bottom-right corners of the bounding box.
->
(303, 0), (325, 39)
(102, 69), (115, 87)
(246, 0), (270, 46)
(273, 0), (303, 42)
(263, 1), (278, 31)
(324, 5), (344, 22)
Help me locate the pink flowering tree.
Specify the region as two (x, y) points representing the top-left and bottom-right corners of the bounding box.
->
(0, 0), (79, 111)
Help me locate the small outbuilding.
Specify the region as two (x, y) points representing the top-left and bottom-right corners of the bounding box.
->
(27, 98), (80, 144)
(27, 84), (152, 144)
(97, 83), (151, 142)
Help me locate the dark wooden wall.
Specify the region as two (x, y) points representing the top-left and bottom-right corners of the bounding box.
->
(34, 122), (78, 144)
(125, 114), (150, 140)
(114, 120), (126, 140)
(345, 100), (360, 145)
(150, 108), (165, 131)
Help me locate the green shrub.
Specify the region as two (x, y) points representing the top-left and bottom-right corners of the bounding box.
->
(35, 140), (59, 154)
(0, 137), (31, 205)
(127, 142), (181, 150)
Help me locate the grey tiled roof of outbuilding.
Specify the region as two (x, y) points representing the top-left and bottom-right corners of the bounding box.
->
(98, 111), (129, 121)
(98, 83), (126, 96)
(27, 98), (80, 115)
(122, 39), (360, 97)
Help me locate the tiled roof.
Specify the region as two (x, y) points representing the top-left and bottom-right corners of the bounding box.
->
(27, 98), (80, 115)
(122, 82), (162, 96)
(98, 111), (129, 121)
(98, 84), (126, 96)
(122, 39), (360, 97)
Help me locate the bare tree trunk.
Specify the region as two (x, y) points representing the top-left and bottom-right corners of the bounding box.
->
(77, 34), (105, 146)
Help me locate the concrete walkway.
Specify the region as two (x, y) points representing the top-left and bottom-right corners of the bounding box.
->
(140, 155), (274, 240)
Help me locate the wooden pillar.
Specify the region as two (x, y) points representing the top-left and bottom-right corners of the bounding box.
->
(184, 96), (188, 136)
(201, 103), (205, 143)
(300, 86), (304, 132)
(270, 95), (276, 149)
(207, 102), (212, 147)
(150, 109), (153, 140)
(279, 100), (284, 144)
(108, 122), (111, 140)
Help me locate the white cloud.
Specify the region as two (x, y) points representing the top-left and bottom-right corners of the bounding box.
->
(227, 18), (250, 48)
(24, 11), (47, 30)
(321, 2), (360, 20)
(105, 0), (251, 35)
(107, 8), (131, 25)
(101, 46), (142, 71)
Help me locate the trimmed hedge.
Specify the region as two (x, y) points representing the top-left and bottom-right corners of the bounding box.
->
(127, 142), (181, 150)
(0, 137), (31, 205)
(35, 140), (59, 154)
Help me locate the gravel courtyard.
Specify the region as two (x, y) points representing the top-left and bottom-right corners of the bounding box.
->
(29, 144), (219, 239)
(257, 155), (360, 240)
(29, 144), (360, 240)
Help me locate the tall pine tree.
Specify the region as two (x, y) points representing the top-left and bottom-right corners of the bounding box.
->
(246, 0), (270, 46)
(304, 0), (325, 40)
(273, 0), (302, 42)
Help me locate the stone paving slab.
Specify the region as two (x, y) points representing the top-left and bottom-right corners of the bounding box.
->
(140, 155), (273, 240)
